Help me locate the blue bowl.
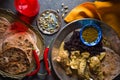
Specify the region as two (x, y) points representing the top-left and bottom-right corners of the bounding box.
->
(80, 23), (102, 46)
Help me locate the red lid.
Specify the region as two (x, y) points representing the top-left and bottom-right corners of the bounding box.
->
(14, 0), (40, 17)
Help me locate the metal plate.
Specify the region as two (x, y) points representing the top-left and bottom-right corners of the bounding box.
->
(0, 8), (45, 79)
(50, 19), (120, 80)
(0, 8), (45, 60)
(37, 9), (61, 35)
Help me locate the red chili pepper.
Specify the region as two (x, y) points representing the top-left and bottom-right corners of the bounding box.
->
(43, 39), (54, 75)
(43, 47), (51, 75)
(26, 49), (40, 76)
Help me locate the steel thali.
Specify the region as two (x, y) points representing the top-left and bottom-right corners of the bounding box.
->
(50, 19), (120, 80)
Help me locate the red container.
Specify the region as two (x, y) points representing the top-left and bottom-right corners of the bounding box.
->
(14, 0), (40, 17)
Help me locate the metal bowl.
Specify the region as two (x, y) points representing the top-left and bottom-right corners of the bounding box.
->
(37, 9), (61, 35)
(79, 22), (102, 46)
(50, 18), (120, 80)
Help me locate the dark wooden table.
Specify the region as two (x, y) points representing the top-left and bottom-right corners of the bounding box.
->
(0, 0), (95, 80)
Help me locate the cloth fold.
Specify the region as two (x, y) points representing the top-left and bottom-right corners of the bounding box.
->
(64, 1), (120, 37)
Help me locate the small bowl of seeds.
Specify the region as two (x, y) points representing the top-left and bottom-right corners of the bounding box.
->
(37, 9), (61, 35)
(80, 23), (102, 46)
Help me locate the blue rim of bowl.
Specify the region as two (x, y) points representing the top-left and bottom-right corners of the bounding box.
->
(80, 23), (102, 46)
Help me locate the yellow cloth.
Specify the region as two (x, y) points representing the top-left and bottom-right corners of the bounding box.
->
(64, 1), (120, 37)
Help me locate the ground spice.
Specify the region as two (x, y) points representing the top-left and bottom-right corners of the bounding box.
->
(82, 27), (98, 43)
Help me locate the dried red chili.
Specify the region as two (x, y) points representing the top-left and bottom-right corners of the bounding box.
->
(43, 47), (51, 75)
(43, 39), (54, 75)
(26, 49), (40, 76)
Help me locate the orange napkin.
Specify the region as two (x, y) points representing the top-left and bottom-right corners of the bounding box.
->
(64, 1), (120, 37)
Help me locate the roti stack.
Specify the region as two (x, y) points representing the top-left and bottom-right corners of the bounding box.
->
(0, 17), (40, 79)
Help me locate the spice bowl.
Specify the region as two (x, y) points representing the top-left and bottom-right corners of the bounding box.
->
(79, 23), (102, 46)
(37, 9), (61, 35)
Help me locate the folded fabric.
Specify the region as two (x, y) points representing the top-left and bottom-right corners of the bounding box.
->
(64, 1), (120, 37)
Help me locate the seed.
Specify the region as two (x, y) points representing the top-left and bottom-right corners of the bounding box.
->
(55, 22), (58, 25)
(45, 17), (48, 19)
(40, 24), (43, 27)
(64, 10), (69, 14)
(47, 16), (51, 20)
(51, 19), (54, 24)
(46, 11), (50, 14)
(45, 23), (48, 26)
(62, 13), (65, 18)
(64, 6), (68, 9)
(61, 3), (64, 7)
(45, 18), (49, 22)
(57, 9), (60, 13)
(42, 13), (45, 16)
(52, 23), (56, 27)
(61, 8), (64, 13)
(42, 27), (46, 30)
(56, 16), (58, 18)
(40, 17), (43, 20)
(56, 25), (59, 28)
(49, 29), (54, 33)
(44, 25), (48, 28)
(43, 21), (46, 25)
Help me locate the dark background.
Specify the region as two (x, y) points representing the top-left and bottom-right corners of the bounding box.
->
(1, 0), (119, 80)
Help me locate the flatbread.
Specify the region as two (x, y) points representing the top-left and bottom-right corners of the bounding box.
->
(2, 32), (38, 64)
(0, 47), (30, 75)
(0, 17), (10, 39)
(0, 17), (10, 53)
(101, 47), (120, 80)
(0, 17), (40, 75)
